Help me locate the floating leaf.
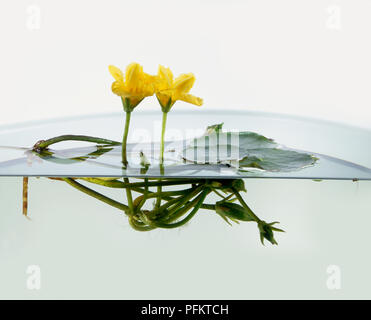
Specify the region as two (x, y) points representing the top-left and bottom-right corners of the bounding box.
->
(205, 122), (224, 134)
(183, 130), (317, 172)
(239, 148), (317, 172)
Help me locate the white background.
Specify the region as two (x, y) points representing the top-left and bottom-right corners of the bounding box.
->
(0, 0), (370, 128)
(1, 0), (371, 300)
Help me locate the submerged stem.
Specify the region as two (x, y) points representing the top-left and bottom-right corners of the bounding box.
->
(62, 178), (129, 213)
(135, 178), (149, 212)
(232, 188), (261, 222)
(124, 177), (134, 214)
(156, 112), (168, 209)
(82, 177), (204, 189)
(142, 188), (210, 229)
(22, 177), (28, 216)
(161, 186), (204, 222)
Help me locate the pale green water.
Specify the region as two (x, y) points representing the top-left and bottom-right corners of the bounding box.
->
(0, 177), (370, 299)
(0, 111), (370, 299)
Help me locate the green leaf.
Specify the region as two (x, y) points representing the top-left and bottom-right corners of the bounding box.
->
(183, 129), (317, 172)
(239, 148), (317, 172)
(187, 131), (277, 151)
(238, 132), (277, 150)
(206, 123), (224, 134)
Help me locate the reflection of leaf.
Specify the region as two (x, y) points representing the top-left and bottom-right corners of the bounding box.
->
(85, 146), (114, 159)
(183, 131), (317, 172)
(36, 146), (114, 165)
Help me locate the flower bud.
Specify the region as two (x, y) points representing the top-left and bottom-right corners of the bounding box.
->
(257, 221), (284, 245)
(215, 201), (255, 222)
(212, 179), (246, 193)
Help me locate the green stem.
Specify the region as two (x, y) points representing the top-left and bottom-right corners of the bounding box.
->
(155, 186), (162, 209)
(161, 186), (204, 222)
(117, 184), (215, 211)
(122, 184), (216, 211)
(156, 194), (186, 212)
(33, 135), (120, 151)
(160, 111), (168, 163)
(156, 112), (168, 209)
(144, 188), (194, 199)
(121, 103), (134, 213)
(81, 178), (126, 188)
(201, 203), (215, 211)
(142, 189), (209, 229)
(82, 177), (203, 189)
(122, 111), (131, 166)
(232, 188), (261, 222)
(212, 188), (227, 199)
(145, 178), (201, 187)
(124, 177), (134, 214)
(62, 178), (129, 213)
(135, 178), (149, 212)
(153, 186), (200, 221)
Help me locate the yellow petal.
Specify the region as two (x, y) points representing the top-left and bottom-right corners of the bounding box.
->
(108, 65), (124, 81)
(125, 63), (143, 90)
(157, 65), (173, 88)
(173, 73), (195, 94)
(111, 80), (129, 97)
(178, 93), (203, 106)
(143, 73), (157, 95)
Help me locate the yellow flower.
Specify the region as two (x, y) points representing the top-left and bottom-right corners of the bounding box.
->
(155, 65), (203, 112)
(108, 63), (156, 110)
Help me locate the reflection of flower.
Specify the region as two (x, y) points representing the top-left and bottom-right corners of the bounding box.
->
(155, 65), (203, 112)
(108, 63), (156, 110)
(24, 150), (42, 167)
